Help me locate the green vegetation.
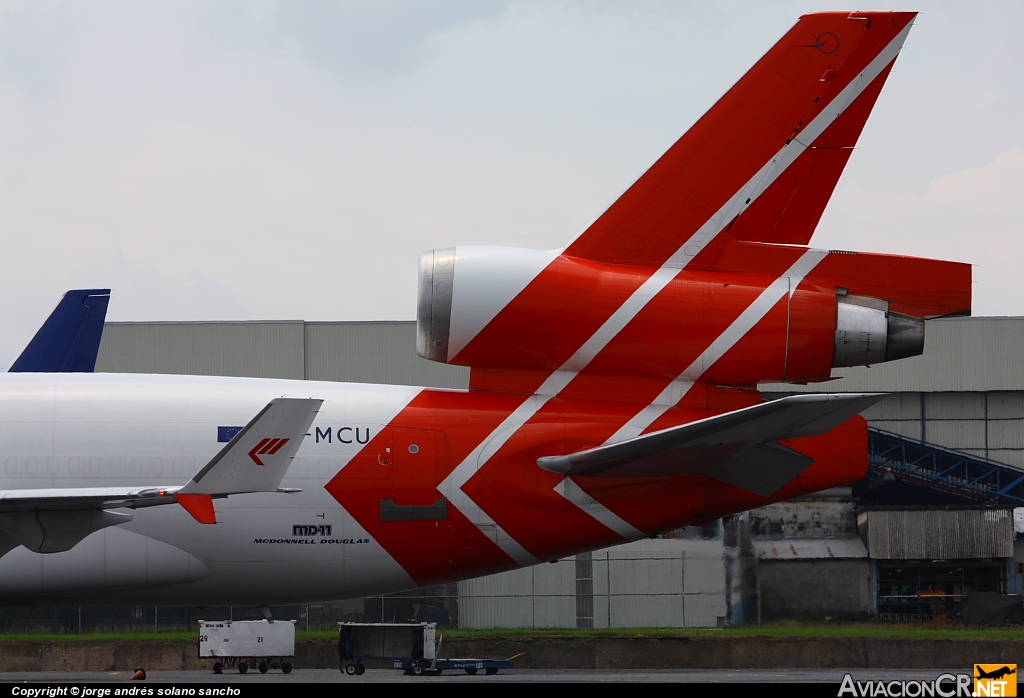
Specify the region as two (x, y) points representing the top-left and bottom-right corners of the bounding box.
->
(441, 621), (1024, 641)
(0, 621), (1021, 642)
(0, 630), (196, 643)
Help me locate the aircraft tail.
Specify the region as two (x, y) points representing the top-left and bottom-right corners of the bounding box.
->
(564, 11), (916, 264)
(10, 289), (111, 373)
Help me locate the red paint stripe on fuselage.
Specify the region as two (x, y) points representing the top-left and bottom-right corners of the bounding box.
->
(325, 389), (531, 585)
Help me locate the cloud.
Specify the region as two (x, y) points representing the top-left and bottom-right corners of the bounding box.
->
(816, 148), (1024, 315)
(0, 1), (1021, 367)
(0, 1), (795, 365)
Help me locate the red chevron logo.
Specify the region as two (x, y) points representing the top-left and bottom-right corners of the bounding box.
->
(248, 437), (289, 465)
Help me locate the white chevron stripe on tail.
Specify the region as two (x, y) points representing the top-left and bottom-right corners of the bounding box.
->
(441, 22), (913, 555)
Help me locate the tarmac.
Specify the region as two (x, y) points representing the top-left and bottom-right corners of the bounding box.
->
(0, 668), (976, 683)
(5, 636), (1018, 672)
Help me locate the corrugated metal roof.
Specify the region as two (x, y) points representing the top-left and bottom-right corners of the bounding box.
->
(755, 537), (867, 560)
(862, 509), (1013, 559)
(762, 317), (1024, 393)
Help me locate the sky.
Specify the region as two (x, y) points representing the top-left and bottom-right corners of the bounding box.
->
(1, 1), (1022, 367)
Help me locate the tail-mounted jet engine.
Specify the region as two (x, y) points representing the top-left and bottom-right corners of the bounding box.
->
(833, 292), (924, 368)
(418, 244), (957, 387)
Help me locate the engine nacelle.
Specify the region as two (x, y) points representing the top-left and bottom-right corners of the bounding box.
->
(417, 247), (455, 362)
(417, 245), (929, 386)
(833, 293), (924, 368)
(417, 246), (560, 364)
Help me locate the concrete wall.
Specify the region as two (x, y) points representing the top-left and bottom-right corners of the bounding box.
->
(749, 491), (858, 538)
(758, 559), (871, 621)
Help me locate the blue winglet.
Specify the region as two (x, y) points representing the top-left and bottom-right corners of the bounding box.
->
(10, 289), (111, 373)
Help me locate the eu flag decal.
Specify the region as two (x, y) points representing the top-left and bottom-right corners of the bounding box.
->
(218, 426), (244, 443)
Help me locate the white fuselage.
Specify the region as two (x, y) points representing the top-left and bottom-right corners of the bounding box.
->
(0, 372), (426, 605)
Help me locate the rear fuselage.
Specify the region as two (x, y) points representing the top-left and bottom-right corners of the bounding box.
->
(0, 372), (861, 605)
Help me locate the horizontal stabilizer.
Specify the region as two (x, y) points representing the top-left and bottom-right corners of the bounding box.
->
(706, 442), (814, 498)
(538, 393), (884, 496)
(10, 289), (111, 373)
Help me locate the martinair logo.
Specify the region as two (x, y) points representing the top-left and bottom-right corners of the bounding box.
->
(975, 665), (1017, 697)
(248, 438), (289, 465)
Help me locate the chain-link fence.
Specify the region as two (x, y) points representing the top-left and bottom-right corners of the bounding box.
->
(0, 584), (460, 634)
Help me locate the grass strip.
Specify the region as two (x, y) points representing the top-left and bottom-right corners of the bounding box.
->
(440, 624), (1024, 641)
(0, 622), (1021, 642)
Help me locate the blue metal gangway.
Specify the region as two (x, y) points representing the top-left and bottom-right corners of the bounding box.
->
(868, 428), (1024, 506)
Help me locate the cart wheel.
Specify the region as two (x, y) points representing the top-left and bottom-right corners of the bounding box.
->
(345, 663), (358, 675)
(354, 663), (364, 676)
(485, 668), (499, 675)
(282, 662), (293, 675)
(258, 661), (268, 674)
(412, 665), (424, 676)
(238, 661), (248, 674)
(465, 667), (478, 675)
(212, 662), (223, 675)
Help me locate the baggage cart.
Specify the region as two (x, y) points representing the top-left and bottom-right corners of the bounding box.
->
(199, 619), (296, 674)
(339, 622), (513, 676)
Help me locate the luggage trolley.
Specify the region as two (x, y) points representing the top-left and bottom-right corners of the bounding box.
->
(199, 619), (296, 674)
(339, 622), (513, 677)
